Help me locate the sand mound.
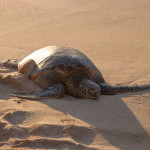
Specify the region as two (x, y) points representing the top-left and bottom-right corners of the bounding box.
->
(0, 108), (97, 150)
(2, 71), (42, 92)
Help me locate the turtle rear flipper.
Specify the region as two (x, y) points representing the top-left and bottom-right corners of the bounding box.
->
(1, 59), (20, 69)
(10, 83), (65, 100)
(18, 59), (36, 74)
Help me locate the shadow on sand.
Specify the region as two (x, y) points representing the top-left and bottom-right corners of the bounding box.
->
(40, 90), (150, 150)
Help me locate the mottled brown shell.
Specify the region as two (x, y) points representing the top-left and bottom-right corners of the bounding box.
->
(19, 46), (103, 82)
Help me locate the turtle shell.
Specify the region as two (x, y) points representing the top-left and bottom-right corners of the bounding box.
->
(19, 46), (103, 82)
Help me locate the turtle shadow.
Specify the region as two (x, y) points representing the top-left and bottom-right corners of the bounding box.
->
(40, 89), (150, 150)
(0, 83), (16, 100)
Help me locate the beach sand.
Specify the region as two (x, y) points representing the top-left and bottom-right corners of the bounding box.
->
(0, 0), (150, 149)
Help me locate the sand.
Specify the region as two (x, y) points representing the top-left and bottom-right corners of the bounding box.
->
(0, 0), (150, 149)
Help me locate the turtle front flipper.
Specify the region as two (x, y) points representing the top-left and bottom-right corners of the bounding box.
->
(98, 83), (150, 95)
(10, 83), (65, 100)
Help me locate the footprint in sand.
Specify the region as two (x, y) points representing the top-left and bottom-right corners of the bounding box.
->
(30, 124), (64, 138)
(64, 125), (96, 145)
(12, 138), (96, 150)
(30, 123), (96, 145)
(2, 110), (29, 125)
(0, 122), (96, 150)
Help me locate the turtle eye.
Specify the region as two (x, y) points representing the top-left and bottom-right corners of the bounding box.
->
(90, 87), (96, 93)
(81, 87), (87, 95)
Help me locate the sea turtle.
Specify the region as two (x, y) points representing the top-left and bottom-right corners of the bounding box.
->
(1, 46), (150, 99)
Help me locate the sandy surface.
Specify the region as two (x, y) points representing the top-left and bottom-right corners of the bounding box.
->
(0, 0), (150, 149)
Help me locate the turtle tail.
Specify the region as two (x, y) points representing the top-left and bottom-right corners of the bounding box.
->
(98, 83), (150, 95)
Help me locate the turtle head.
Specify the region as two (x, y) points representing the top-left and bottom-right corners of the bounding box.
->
(79, 79), (101, 99)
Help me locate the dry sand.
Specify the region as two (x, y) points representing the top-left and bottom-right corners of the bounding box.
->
(0, 0), (150, 149)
